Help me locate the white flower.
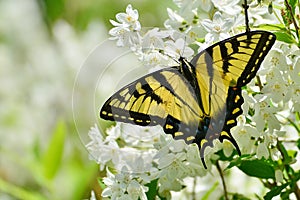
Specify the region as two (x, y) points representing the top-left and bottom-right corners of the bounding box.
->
(120, 123), (162, 147)
(164, 12), (189, 35)
(256, 140), (269, 159)
(231, 116), (259, 155)
(186, 144), (208, 175)
(119, 148), (154, 174)
(275, 169), (284, 183)
(109, 4), (141, 47)
(197, 0), (213, 12)
(262, 48), (288, 70)
(86, 124), (107, 170)
(86, 124), (124, 170)
(222, 140), (234, 157)
(142, 28), (170, 51)
(261, 69), (288, 103)
(248, 2), (279, 26)
(153, 137), (207, 195)
(165, 8), (186, 31)
(115, 4), (141, 31)
(270, 146), (282, 161)
(201, 11), (234, 43)
(212, 0), (242, 15)
(164, 38), (194, 59)
(241, 90), (256, 115)
(166, 0), (211, 32)
(159, 175), (182, 195)
(102, 167), (149, 200)
(87, 124), (104, 145)
(141, 50), (169, 67)
(289, 55), (300, 84)
(89, 191), (96, 200)
(127, 180), (148, 200)
(100, 140), (121, 167)
(252, 95), (281, 132)
(102, 168), (126, 198)
(173, 0), (194, 8)
(109, 22), (141, 47)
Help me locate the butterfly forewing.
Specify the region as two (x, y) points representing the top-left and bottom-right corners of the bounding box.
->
(192, 31), (276, 88)
(191, 31), (276, 151)
(100, 67), (205, 142)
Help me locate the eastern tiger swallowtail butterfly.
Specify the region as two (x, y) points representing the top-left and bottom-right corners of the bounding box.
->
(100, 30), (276, 168)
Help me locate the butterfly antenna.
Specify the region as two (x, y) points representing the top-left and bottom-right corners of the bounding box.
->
(165, 51), (180, 65)
(243, 0), (250, 33)
(181, 35), (187, 58)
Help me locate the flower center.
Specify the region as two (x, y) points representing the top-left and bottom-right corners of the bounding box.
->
(271, 57), (279, 66)
(213, 25), (221, 33)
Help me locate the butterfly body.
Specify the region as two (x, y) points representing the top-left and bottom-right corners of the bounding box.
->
(100, 31), (276, 168)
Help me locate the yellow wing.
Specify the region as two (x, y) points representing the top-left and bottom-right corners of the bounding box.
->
(100, 30), (276, 168)
(100, 67), (205, 144)
(190, 31), (276, 155)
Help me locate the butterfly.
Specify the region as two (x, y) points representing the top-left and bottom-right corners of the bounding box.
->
(100, 30), (276, 168)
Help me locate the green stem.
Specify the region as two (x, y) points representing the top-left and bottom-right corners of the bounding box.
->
(256, 75), (263, 91)
(193, 178), (197, 200)
(276, 143), (300, 200)
(216, 161), (229, 200)
(284, 0), (300, 45)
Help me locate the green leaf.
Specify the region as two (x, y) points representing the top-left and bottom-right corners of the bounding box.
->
(295, 111), (300, 122)
(280, 189), (292, 200)
(225, 154), (252, 170)
(255, 24), (286, 31)
(215, 150), (234, 161)
(0, 177), (47, 200)
(146, 179), (159, 200)
(273, 31), (296, 44)
(98, 178), (107, 190)
(202, 182), (218, 200)
(69, 162), (99, 200)
(263, 183), (289, 200)
(42, 120), (66, 180)
(277, 142), (293, 164)
(288, 0), (297, 12)
(238, 160), (275, 179)
(38, 0), (65, 25)
(232, 193), (252, 200)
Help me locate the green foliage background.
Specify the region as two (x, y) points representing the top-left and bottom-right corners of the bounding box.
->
(38, 0), (173, 31)
(1, 0), (299, 200)
(0, 0), (173, 199)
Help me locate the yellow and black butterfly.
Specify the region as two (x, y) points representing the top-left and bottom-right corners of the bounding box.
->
(100, 30), (276, 168)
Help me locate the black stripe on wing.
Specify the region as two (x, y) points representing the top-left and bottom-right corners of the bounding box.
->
(100, 67), (201, 129)
(237, 31), (276, 86)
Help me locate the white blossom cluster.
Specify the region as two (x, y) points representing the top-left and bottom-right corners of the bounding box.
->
(231, 42), (300, 161)
(87, 0), (299, 199)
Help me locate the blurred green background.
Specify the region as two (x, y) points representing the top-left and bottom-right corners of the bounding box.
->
(0, 0), (172, 199)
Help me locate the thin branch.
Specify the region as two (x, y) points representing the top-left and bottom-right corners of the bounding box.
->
(243, 0), (250, 32)
(216, 161), (229, 200)
(256, 75), (263, 91)
(294, 185), (300, 200)
(284, 0), (300, 43)
(192, 177), (196, 200)
(276, 143), (300, 200)
(278, 139), (299, 143)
